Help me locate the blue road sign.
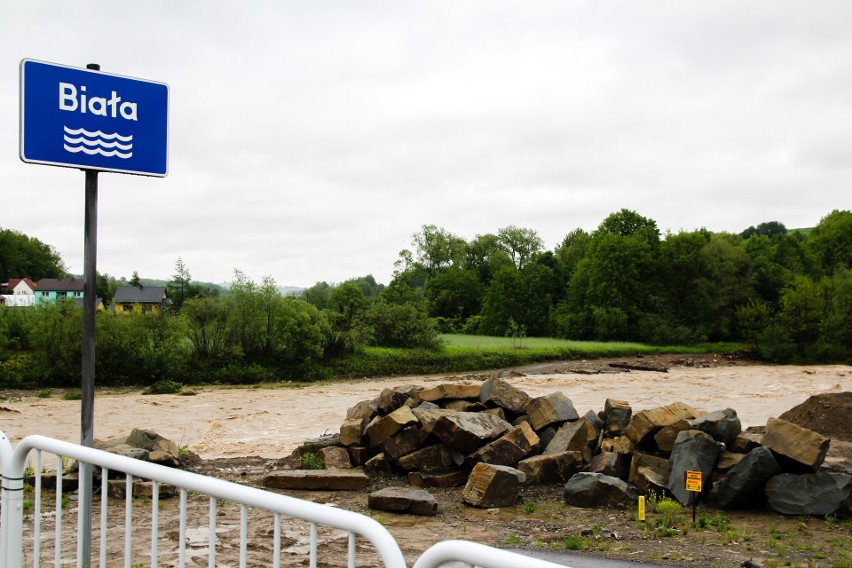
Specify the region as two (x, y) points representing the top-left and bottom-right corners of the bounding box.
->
(20, 59), (169, 177)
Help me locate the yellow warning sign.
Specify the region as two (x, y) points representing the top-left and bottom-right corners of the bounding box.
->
(685, 470), (703, 492)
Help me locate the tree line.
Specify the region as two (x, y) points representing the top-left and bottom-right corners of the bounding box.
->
(0, 208), (849, 387)
(302, 208), (848, 361)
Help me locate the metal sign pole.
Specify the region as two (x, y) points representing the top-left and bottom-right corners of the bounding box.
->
(79, 61), (100, 568)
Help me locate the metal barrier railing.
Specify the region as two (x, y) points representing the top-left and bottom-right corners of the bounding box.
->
(0, 431), (571, 568)
(0, 432), (406, 568)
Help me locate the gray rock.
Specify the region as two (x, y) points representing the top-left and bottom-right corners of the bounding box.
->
(479, 377), (531, 415)
(262, 470), (369, 491)
(368, 487), (438, 516)
(525, 392), (579, 430)
(667, 430), (721, 505)
(604, 399), (632, 436)
(431, 412), (512, 454)
(706, 447), (781, 510)
(563, 472), (638, 508)
(544, 418), (595, 455)
(765, 472), (852, 516)
(690, 408), (742, 445)
(517, 451), (584, 485)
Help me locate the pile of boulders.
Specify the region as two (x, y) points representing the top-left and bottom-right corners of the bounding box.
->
(271, 378), (851, 517)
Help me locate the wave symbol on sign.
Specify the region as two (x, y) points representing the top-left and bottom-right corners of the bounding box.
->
(63, 126), (133, 159)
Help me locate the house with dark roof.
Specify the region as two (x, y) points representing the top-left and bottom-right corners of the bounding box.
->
(113, 285), (169, 314)
(34, 278), (85, 306)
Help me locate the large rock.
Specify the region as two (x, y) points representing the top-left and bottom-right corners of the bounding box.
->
(318, 446), (353, 469)
(625, 402), (699, 447)
(563, 472), (638, 508)
(586, 451), (629, 480)
(340, 416), (367, 447)
(544, 418), (595, 454)
(124, 429), (180, 466)
(396, 444), (455, 470)
(408, 467), (469, 488)
(517, 451), (584, 485)
(654, 419), (692, 453)
(263, 470), (369, 490)
(378, 386), (421, 413)
(761, 418), (830, 472)
(368, 487), (438, 516)
(690, 408), (741, 445)
(604, 399), (632, 436)
(443, 400), (488, 412)
(380, 427), (426, 460)
(525, 392), (579, 430)
(366, 406), (419, 447)
(462, 463), (526, 508)
(467, 422), (540, 467)
(431, 412), (512, 454)
(765, 472), (852, 516)
(628, 452), (670, 492)
(479, 378), (530, 415)
(419, 383), (481, 402)
(667, 430), (721, 505)
(706, 447), (781, 510)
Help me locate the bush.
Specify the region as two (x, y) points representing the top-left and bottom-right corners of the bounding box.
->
(300, 452), (325, 470)
(142, 379), (183, 395)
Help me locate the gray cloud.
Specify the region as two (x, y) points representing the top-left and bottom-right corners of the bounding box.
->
(2, 1), (849, 287)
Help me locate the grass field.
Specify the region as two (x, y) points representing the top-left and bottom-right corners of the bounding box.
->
(328, 335), (743, 379)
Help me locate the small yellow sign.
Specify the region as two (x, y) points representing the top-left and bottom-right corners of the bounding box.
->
(685, 470), (703, 492)
(638, 496), (646, 521)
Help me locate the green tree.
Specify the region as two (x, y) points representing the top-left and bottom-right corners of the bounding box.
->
(410, 224), (466, 278)
(808, 209), (852, 274)
(424, 268), (483, 325)
(167, 257), (194, 310)
(497, 225), (543, 269)
(359, 300), (442, 349)
(0, 228), (67, 282)
(129, 271), (142, 287)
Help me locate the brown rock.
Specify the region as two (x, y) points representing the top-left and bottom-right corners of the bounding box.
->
(378, 386), (421, 413)
(346, 399), (378, 421)
(729, 435), (761, 454)
(340, 416), (367, 447)
(601, 436), (635, 455)
(462, 463), (526, 508)
(716, 450), (746, 472)
(380, 427), (426, 460)
(366, 406), (419, 447)
(517, 451), (584, 485)
(443, 400), (488, 412)
(467, 422), (540, 467)
(346, 446), (372, 466)
(628, 452), (670, 487)
(318, 446), (352, 469)
(762, 417), (830, 472)
(408, 468), (470, 488)
(525, 392), (579, 430)
(133, 481), (178, 498)
(653, 419), (692, 453)
(364, 453), (393, 475)
(263, 470), (369, 490)
(586, 451), (629, 480)
(419, 383), (481, 402)
(396, 444), (454, 470)
(625, 402), (700, 447)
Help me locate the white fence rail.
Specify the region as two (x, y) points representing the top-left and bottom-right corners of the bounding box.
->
(0, 431), (569, 568)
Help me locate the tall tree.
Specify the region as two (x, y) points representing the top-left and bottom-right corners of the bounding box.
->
(0, 228), (66, 282)
(167, 257), (193, 310)
(497, 225), (543, 269)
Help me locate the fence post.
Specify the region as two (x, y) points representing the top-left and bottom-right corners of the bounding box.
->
(0, 430), (24, 568)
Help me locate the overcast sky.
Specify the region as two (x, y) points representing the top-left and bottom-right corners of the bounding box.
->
(2, 2), (850, 288)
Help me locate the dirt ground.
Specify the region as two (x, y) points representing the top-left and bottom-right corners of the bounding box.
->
(2, 354), (851, 567)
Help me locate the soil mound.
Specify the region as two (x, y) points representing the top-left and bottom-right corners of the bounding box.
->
(778, 392), (852, 441)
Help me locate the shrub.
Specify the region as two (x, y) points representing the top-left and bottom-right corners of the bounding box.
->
(300, 452), (325, 470)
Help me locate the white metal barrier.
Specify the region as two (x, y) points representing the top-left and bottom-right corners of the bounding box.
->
(0, 431), (570, 568)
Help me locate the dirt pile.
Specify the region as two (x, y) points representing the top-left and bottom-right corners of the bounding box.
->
(778, 391), (852, 441)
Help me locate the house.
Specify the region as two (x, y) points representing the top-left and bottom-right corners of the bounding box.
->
(74, 297), (106, 311)
(34, 278), (85, 305)
(0, 278), (36, 307)
(112, 285), (169, 314)
(2, 278), (37, 296)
